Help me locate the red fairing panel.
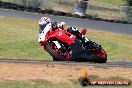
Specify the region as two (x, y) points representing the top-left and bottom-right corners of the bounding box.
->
(47, 30), (76, 45)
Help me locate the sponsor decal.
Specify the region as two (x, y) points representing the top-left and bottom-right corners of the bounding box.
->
(79, 68), (131, 86)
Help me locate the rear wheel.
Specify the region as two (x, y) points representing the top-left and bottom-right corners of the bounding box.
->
(46, 41), (71, 61)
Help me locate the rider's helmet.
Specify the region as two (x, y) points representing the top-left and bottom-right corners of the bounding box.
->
(39, 17), (52, 33)
(39, 17), (52, 26)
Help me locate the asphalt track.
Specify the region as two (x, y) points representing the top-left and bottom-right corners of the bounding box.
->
(0, 8), (132, 35)
(0, 8), (132, 67)
(0, 58), (132, 68)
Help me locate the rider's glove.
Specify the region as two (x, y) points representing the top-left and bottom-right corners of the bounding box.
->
(52, 22), (58, 30)
(57, 22), (65, 28)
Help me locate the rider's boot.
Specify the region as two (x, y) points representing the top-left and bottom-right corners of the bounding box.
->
(67, 27), (91, 45)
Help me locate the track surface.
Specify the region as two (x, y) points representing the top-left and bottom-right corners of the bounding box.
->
(0, 59), (132, 68)
(0, 8), (132, 67)
(0, 8), (132, 35)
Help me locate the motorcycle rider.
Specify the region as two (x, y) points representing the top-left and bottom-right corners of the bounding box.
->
(38, 17), (65, 43)
(38, 17), (90, 50)
(67, 27), (90, 44)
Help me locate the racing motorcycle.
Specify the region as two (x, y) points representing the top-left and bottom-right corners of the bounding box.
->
(39, 27), (107, 63)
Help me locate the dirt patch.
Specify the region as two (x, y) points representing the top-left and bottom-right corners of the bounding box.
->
(0, 62), (132, 84)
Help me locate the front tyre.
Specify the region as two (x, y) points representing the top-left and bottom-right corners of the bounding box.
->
(46, 41), (71, 61)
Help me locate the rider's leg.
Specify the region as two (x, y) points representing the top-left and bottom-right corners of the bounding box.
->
(67, 27), (90, 43)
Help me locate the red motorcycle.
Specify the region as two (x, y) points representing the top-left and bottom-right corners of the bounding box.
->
(39, 28), (107, 63)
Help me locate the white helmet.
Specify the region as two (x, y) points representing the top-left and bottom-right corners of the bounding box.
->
(39, 17), (52, 25)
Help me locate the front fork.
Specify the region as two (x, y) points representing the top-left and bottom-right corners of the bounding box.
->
(53, 41), (70, 53)
(52, 41), (61, 49)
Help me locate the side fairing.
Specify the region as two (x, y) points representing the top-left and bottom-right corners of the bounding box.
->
(47, 30), (76, 45)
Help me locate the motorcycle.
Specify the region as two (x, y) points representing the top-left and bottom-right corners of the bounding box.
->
(39, 27), (107, 63)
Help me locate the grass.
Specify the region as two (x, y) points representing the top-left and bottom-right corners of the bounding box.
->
(0, 0), (125, 5)
(0, 16), (52, 60)
(92, 0), (125, 5)
(0, 16), (132, 60)
(0, 0), (126, 20)
(0, 73), (128, 88)
(86, 30), (132, 60)
(0, 80), (131, 88)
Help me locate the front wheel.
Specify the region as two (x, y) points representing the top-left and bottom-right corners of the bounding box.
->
(46, 41), (71, 61)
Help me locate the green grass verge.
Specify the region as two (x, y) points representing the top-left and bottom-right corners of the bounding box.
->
(0, 0), (125, 5)
(0, 80), (131, 88)
(0, 16), (132, 60)
(86, 30), (132, 60)
(92, 0), (125, 5)
(0, 16), (51, 60)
